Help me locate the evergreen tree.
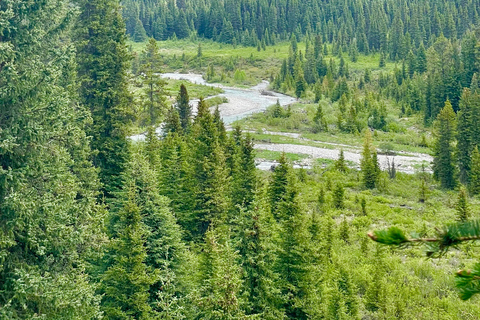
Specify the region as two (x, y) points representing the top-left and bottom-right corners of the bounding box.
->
(433, 100), (457, 189)
(361, 130), (379, 189)
(163, 106), (183, 136)
(101, 183), (156, 319)
(313, 102), (328, 132)
(335, 149), (348, 172)
(133, 18), (148, 42)
(197, 226), (244, 319)
(236, 203), (284, 319)
(176, 84), (192, 132)
(76, 0), (134, 199)
(470, 146), (480, 195)
(333, 183), (345, 209)
(276, 178), (312, 319)
(140, 38), (167, 126)
(269, 153), (294, 220)
(456, 186), (470, 222)
(0, 1), (103, 316)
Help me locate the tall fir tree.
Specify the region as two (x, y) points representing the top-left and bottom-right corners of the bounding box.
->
(101, 182), (156, 319)
(175, 84), (192, 132)
(469, 146), (480, 195)
(361, 130), (379, 189)
(75, 0), (134, 199)
(433, 100), (457, 189)
(140, 38), (167, 126)
(0, 1), (104, 317)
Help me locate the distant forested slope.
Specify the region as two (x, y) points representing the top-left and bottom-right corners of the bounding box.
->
(123, 0), (478, 56)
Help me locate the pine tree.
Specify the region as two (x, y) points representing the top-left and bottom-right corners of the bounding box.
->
(163, 106), (183, 136)
(457, 89), (475, 184)
(469, 147), (480, 195)
(176, 84), (192, 132)
(333, 183), (345, 209)
(313, 102), (328, 132)
(101, 182), (156, 319)
(277, 180), (312, 319)
(236, 203), (284, 319)
(133, 18), (148, 42)
(0, 1), (104, 317)
(335, 149), (348, 172)
(140, 38), (167, 126)
(456, 186), (470, 222)
(269, 153), (294, 220)
(190, 99), (231, 237)
(433, 100), (457, 189)
(197, 226), (244, 319)
(361, 130), (379, 189)
(76, 0), (134, 199)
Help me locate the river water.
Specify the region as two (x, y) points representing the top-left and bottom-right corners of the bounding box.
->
(129, 73), (295, 142)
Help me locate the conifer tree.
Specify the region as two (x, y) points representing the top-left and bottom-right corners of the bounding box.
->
(0, 1), (104, 317)
(236, 203), (284, 319)
(197, 226), (244, 319)
(276, 177), (312, 319)
(175, 84), (192, 132)
(335, 149), (348, 172)
(101, 182), (156, 319)
(333, 183), (345, 209)
(313, 102), (328, 132)
(269, 153), (294, 220)
(456, 186), (470, 222)
(76, 0), (134, 199)
(361, 130), (379, 189)
(469, 146), (480, 195)
(433, 100), (457, 189)
(140, 38), (167, 126)
(163, 106), (183, 136)
(190, 99), (231, 237)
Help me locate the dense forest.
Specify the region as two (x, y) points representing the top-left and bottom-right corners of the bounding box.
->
(2, 0), (480, 319)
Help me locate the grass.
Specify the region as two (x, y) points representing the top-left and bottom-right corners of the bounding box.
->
(255, 149), (309, 162)
(127, 38), (399, 87)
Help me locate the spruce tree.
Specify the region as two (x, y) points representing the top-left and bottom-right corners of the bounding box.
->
(361, 130), (379, 189)
(456, 186), (470, 222)
(313, 102), (328, 132)
(140, 38), (167, 126)
(433, 100), (457, 189)
(197, 226), (244, 319)
(175, 84), (192, 132)
(76, 0), (134, 199)
(333, 183), (345, 209)
(101, 182), (156, 319)
(469, 146), (480, 195)
(269, 153), (294, 220)
(335, 149), (348, 172)
(0, 1), (103, 317)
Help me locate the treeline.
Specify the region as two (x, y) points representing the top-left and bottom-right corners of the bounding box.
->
(272, 30), (480, 130)
(123, 0), (479, 55)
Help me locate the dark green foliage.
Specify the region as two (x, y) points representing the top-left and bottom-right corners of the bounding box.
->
(101, 183), (156, 319)
(76, 0), (134, 199)
(268, 153), (295, 221)
(456, 186), (470, 222)
(140, 38), (167, 126)
(433, 100), (457, 189)
(313, 102), (328, 132)
(333, 183), (345, 209)
(361, 130), (380, 189)
(197, 226), (244, 319)
(133, 18), (148, 42)
(176, 84), (192, 132)
(0, 1), (103, 317)
(469, 147), (480, 195)
(335, 149), (348, 172)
